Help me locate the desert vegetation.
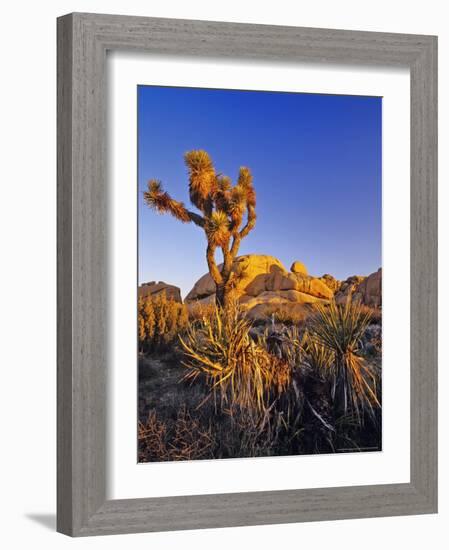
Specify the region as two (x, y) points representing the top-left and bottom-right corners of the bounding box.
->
(139, 149), (381, 461)
(138, 293), (188, 353)
(138, 297), (381, 461)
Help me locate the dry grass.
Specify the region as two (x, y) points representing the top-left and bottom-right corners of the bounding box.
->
(187, 301), (216, 323)
(138, 406), (215, 462)
(253, 303), (314, 326)
(273, 306), (309, 325)
(356, 304), (382, 325)
(180, 300), (291, 415)
(138, 298), (382, 461)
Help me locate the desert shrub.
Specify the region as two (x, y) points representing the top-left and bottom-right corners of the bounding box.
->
(138, 410), (168, 460)
(138, 406), (215, 462)
(252, 304), (313, 327)
(138, 293), (189, 352)
(308, 300), (381, 424)
(273, 306), (309, 326)
(180, 300), (291, 415)
(139, 298), (381, 460)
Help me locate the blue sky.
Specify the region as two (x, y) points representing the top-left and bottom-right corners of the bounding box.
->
(138, 86), (381, 299)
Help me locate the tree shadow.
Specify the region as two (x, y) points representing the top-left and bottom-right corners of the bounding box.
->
(25, 513), (56, 531)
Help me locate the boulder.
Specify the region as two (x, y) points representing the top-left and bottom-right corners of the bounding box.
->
(263, 271), (293, 292)
(234, 255), (287, 296)
(185, 254), (287, 302)
(290, 261), (308, 275)
(241, 290), (327, 311)
(184, 254), (379, 323)
(357, 268), (382, 307)
(334, 275), (365, 305)
(319, 274), (340, 293)
(184, 271), (217, 302)
(257, 271), (333, 299)
(289, 273), (334, 299)
(186, 255), (333, 304)
(138, 281), (182, 303)
(334, 269), (381, 307)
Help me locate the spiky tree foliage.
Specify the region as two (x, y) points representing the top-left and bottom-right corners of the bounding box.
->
(144, 150), (257, 307)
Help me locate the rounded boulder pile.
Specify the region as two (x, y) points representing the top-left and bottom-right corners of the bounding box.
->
(185, 254), (335, 321)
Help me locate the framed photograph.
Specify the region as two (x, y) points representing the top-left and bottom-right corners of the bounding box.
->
(57, 13), (438, 536)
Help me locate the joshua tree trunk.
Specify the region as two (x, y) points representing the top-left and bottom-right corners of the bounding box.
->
(207, 249), (234, 308)
(215, 281), (234, 308)
(215, 284), (226, 308)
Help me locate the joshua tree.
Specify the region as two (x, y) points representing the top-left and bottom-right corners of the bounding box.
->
(144, 150), (257, 307)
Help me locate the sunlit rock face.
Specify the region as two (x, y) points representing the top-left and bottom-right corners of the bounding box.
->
(290, 260), (308, 276)
(185, 255), (287, 302)
(185, 254), (334, 317)
(184, 254), (381, 319)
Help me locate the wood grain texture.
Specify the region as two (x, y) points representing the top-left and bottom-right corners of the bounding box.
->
(409, 36), (438, 508)
(57, 12), (438, 536)
(57, 13), (74, 536)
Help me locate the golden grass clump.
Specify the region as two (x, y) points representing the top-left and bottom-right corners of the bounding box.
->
(180, 301), (291, 414)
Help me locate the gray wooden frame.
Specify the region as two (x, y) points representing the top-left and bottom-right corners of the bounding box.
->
(57, 12), (438, 537)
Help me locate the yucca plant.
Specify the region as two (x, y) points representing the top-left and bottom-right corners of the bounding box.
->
(308, 300), (381, 424)
(300, 331), (333, 372)
(179, 301), (290, 415)
(260, 324), (303, 366)
(144, 150), (257, 307)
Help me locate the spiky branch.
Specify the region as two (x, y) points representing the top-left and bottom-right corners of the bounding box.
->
(144, 150), (257, 306)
